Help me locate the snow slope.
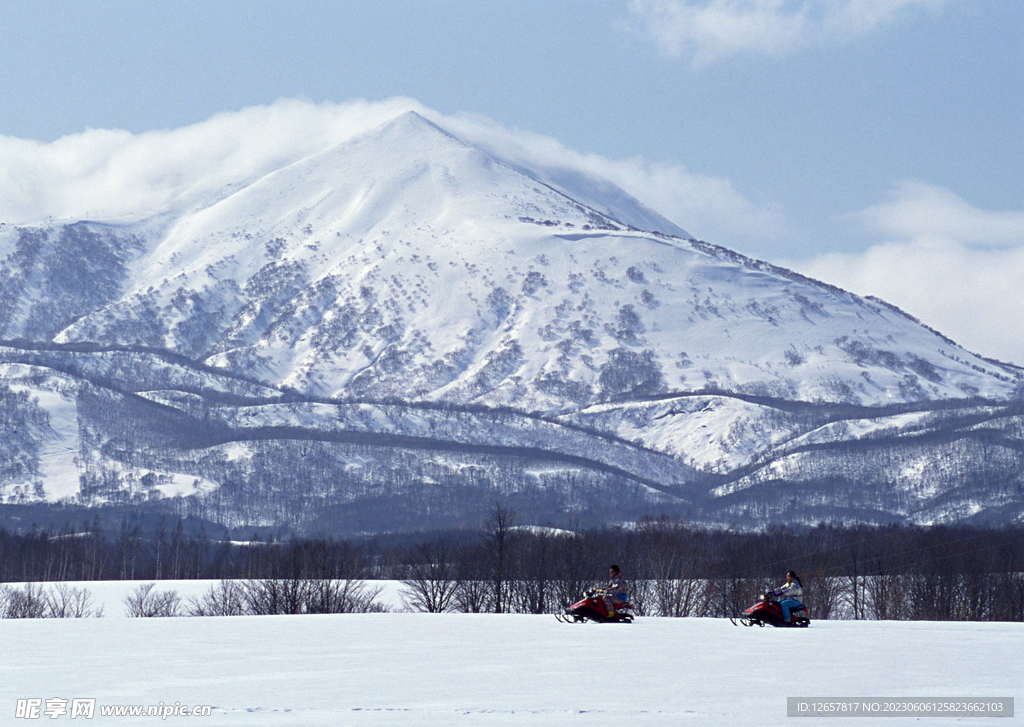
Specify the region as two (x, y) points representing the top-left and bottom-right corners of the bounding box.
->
(8, 110), (1013, 409)
(1, 608), (1018, 726)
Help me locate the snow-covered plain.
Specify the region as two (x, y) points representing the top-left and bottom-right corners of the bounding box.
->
(1, 581), (1019, 725)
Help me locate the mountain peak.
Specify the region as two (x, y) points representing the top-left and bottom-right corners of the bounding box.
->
(389, 109), (449, 134)
(354, 108), (472, 157)
(348, 110), (690, 239)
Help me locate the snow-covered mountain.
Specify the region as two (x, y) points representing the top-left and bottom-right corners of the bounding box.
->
(2, 111), (1023, 533)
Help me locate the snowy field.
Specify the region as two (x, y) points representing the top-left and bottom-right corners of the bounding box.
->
(1, 581), (1019, 725)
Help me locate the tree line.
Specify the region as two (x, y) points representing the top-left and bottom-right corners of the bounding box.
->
(1, 507), (1023, 621)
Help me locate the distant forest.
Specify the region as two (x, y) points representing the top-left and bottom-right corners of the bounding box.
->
(2, 505), (1022, 622)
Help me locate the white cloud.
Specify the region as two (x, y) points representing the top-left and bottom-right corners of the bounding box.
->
(0, 97), (426, 224)
(581, 153), (787, 242)
(0, 97), (781, 246)
(785, 181), (1024, 366)
(628, 0), (953, 66)
(441, 112), (786, 242)
(858, 180), (1024, 247)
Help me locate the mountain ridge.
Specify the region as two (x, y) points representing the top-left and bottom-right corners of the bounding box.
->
(1, 111), (1023, 532)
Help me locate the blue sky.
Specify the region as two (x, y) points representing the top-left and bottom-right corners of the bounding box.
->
(2, 0), (1023, 364)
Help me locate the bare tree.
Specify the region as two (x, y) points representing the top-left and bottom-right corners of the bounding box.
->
(481, 502), (518, 613)
(46, 583), (101, 618)
(401, 536), (461, 613)
(187, 579), (246, 616)
(804, 573), (846, 620)
(117, 520), (143, 580)
(454, 541), (492, 613)
(637, 517), (708, 617)
(0, 583), (49, 618)
(548, 527), (593, 612)
(514, 531), (556, 614)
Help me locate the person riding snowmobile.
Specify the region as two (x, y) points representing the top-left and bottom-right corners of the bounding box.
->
(602, 564), (629, 617)
(771, 571), (804, 623)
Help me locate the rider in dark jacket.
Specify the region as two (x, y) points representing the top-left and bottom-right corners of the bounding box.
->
(602, 564), (628, 616)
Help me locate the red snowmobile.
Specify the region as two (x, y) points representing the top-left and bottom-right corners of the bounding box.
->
(556, 589), (635, 623)
(731, 592), (810, 627)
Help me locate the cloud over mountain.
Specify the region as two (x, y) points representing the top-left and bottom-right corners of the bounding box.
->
(0, 98), (779, 249)
(787, 181), (1024, 366)
(2, 97), (1020, 372)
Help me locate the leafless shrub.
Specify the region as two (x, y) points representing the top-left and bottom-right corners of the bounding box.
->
(45, 583), (102, 618)
(0, 583), (49, 618)
(0, 583), (101, 618)
(124, 582), (182, 617)
(187, 579), (247, 616)
(189, 578), (386, 616)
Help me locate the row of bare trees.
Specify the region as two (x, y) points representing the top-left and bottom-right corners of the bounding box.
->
(0, 582), (102, 618)
(0, 516), (382, 583)
(0, 518), (229, 582)
(0, 576), (385, 619)
(2, 506), (1023, 621)
(123, 578), (385, 617)
(395, 508), (1024, 621)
